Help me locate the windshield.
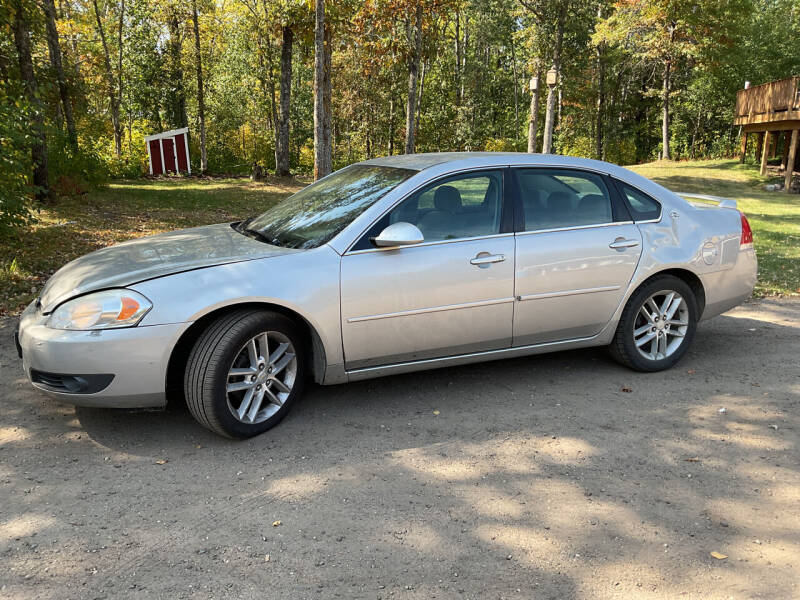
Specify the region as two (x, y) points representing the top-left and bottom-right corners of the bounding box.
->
(243, 165), (416, 249)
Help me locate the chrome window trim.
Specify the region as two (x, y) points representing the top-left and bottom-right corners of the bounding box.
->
(515, 220), (634, 236)
(346, 232), (515, 255)
(343, 166), (510, 255)
(507, 163), (611, 176)
(347, 296), (515, 323)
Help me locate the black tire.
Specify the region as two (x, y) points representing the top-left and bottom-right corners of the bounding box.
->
(609, 275), (698, 372)
(184, 309), (306, 438)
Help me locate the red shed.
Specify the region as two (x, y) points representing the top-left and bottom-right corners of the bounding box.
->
(145, 127), (191, 175)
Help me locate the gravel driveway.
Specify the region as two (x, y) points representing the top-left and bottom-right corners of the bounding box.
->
(1, 300), (798, 600)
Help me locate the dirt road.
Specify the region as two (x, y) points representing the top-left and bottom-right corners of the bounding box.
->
(1, 300), (798, 599)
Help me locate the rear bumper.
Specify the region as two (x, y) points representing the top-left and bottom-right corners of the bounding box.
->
(17, 300), (189, 408)
(700, 246), (758, 320)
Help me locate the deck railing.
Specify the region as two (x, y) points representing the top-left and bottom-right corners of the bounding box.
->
(735, 76), (800, 124)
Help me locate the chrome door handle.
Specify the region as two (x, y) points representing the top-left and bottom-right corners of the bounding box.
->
(609, 238), (640, 249)
(470, 253), (506, 266)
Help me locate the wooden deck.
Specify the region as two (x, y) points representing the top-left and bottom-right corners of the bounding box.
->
(734, 76), (800, 128)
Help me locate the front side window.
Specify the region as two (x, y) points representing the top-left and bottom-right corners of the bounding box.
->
(243, 165), (415, 249)
(354, 170), (504, 249)
(517, 169), (614, 231)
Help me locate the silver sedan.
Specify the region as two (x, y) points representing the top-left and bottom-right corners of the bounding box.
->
(16, 153), (757, 438)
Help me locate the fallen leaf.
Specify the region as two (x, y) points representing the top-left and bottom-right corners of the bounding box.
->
(687, 369), (696, 374)
(272, 520), (282, 527)
(685, 457), (700, 462)
(433, 410), (440, 416)
(155, 459), (168, 465)
(621, 387), (632, 393)
(264, 554), (270, 562)
(710, 551), (728, 560)
(195, 444), (203, 449)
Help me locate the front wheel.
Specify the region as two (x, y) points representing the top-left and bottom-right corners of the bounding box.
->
(610, 275), (698, 372)
(184, 309), (306, 438)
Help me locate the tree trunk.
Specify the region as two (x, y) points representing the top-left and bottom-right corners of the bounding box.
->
(595, 6), (605, 160)
(415, 59), (426, 135)
(454, 9), (462, 106)
(313, 0), (332, 179)
(542, 7), (564, 154)
(527, 72), (540, 153)
(167, 11), (187, 129)
(661, 61), (671, 160)
(191, 0), (206, 173)
(275, 26), (293, 176)
(92, 0), (122, 157)
(511, 36), (519, 137)
(13, 0), (48, 200)
(404, 2), (423, 154)
(388, 94), (395, 155)
(42, 0), (77, 149)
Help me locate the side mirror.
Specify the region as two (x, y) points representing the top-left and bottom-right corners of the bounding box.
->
(371, 222), (424, 248)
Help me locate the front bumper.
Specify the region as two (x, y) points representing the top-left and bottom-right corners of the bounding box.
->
(17, 300), (190, 408)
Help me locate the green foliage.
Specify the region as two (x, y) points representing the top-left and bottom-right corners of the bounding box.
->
(0, 83), (37, 232)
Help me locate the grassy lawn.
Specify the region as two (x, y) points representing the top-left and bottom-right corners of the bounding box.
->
(1, 159), (797, 316)
(630, 159), (800, 297)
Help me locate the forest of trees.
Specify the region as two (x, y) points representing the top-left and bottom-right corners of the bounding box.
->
(1, 0), (799, 228)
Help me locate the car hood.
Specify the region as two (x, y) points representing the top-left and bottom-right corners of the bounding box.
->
(39, 223), (298, 312)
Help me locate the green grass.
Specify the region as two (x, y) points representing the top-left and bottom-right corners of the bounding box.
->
(0, 176), (305, 316)
(1, 159), (797, 317)
(629, 159), (800, 297)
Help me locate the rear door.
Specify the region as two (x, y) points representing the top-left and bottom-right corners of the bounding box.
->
(512, 168), (643, 346)
(340, 169), (515, 370)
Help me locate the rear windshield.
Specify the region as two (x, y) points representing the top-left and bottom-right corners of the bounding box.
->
(245, 165), (416, 249)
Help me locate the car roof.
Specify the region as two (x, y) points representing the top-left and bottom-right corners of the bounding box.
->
(360, 152), (622, 173)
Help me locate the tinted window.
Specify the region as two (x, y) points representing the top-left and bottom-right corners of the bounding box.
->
(244, 165), (415, 249)
(517, 169), (613, 231)
(355, 170), (504, 248)
(618, 183), (662, 221)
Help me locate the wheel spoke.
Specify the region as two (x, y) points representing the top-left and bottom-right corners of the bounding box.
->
(227, 380), (255, 393)
(246, 387), (266, 422)
(634, 323), (652, 337)
(636, 331), (656, 347)
(667, 318), (688, 326)
(647, 298), (660, 315)
(271, 377), (291, 394)
(264, 386), (283, 407)
(269, 342), (289, 365)
(236, 387), (255, 420)
(272, 351), (295, 375)
(229, 367), (256, 377)
(258, 333), (270, 362)
(666, 296), (683, 320)
(639, 306), (654, 323)
(660, 292), (675, 314)
(658, 333), (667, 358)
(247, 339), (259, 368)
(649, 336), (658, 358)
(668, 328), (685, 338)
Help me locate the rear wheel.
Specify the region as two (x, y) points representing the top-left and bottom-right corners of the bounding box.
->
(610, 275), (698, 372)
(184, 309), (306, 438)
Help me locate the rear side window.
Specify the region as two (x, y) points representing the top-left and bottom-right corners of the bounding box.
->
(516, 168), (614, 231)
(617, 182), (662, 221)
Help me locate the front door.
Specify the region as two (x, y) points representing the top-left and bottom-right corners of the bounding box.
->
(340, 169), (515, 370)
(512, 168), (643, 345)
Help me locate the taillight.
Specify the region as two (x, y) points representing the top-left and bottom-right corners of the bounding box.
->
(740, 212), (753, 246)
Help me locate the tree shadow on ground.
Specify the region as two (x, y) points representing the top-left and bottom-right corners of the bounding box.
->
(1, 303), (798, 599)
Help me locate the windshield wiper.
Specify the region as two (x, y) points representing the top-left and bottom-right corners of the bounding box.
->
(242, 226), (285, 247)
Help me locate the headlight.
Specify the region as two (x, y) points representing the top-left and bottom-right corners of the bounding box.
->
(47, 289), (152, 330)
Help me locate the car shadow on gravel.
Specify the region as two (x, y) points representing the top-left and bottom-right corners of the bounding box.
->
(1, 305), (798, 599)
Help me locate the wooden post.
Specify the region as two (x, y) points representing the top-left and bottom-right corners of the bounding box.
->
(756, 132), (765, 163)
(782, 131), (792, 169)
(785, 128), (799, 193)
(740, 132), (748, 163)
(760, 131), (771, 176)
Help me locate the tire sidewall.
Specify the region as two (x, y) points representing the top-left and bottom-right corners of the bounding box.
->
(617, 276), (698, 372)
(207, 313), (306, 438)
